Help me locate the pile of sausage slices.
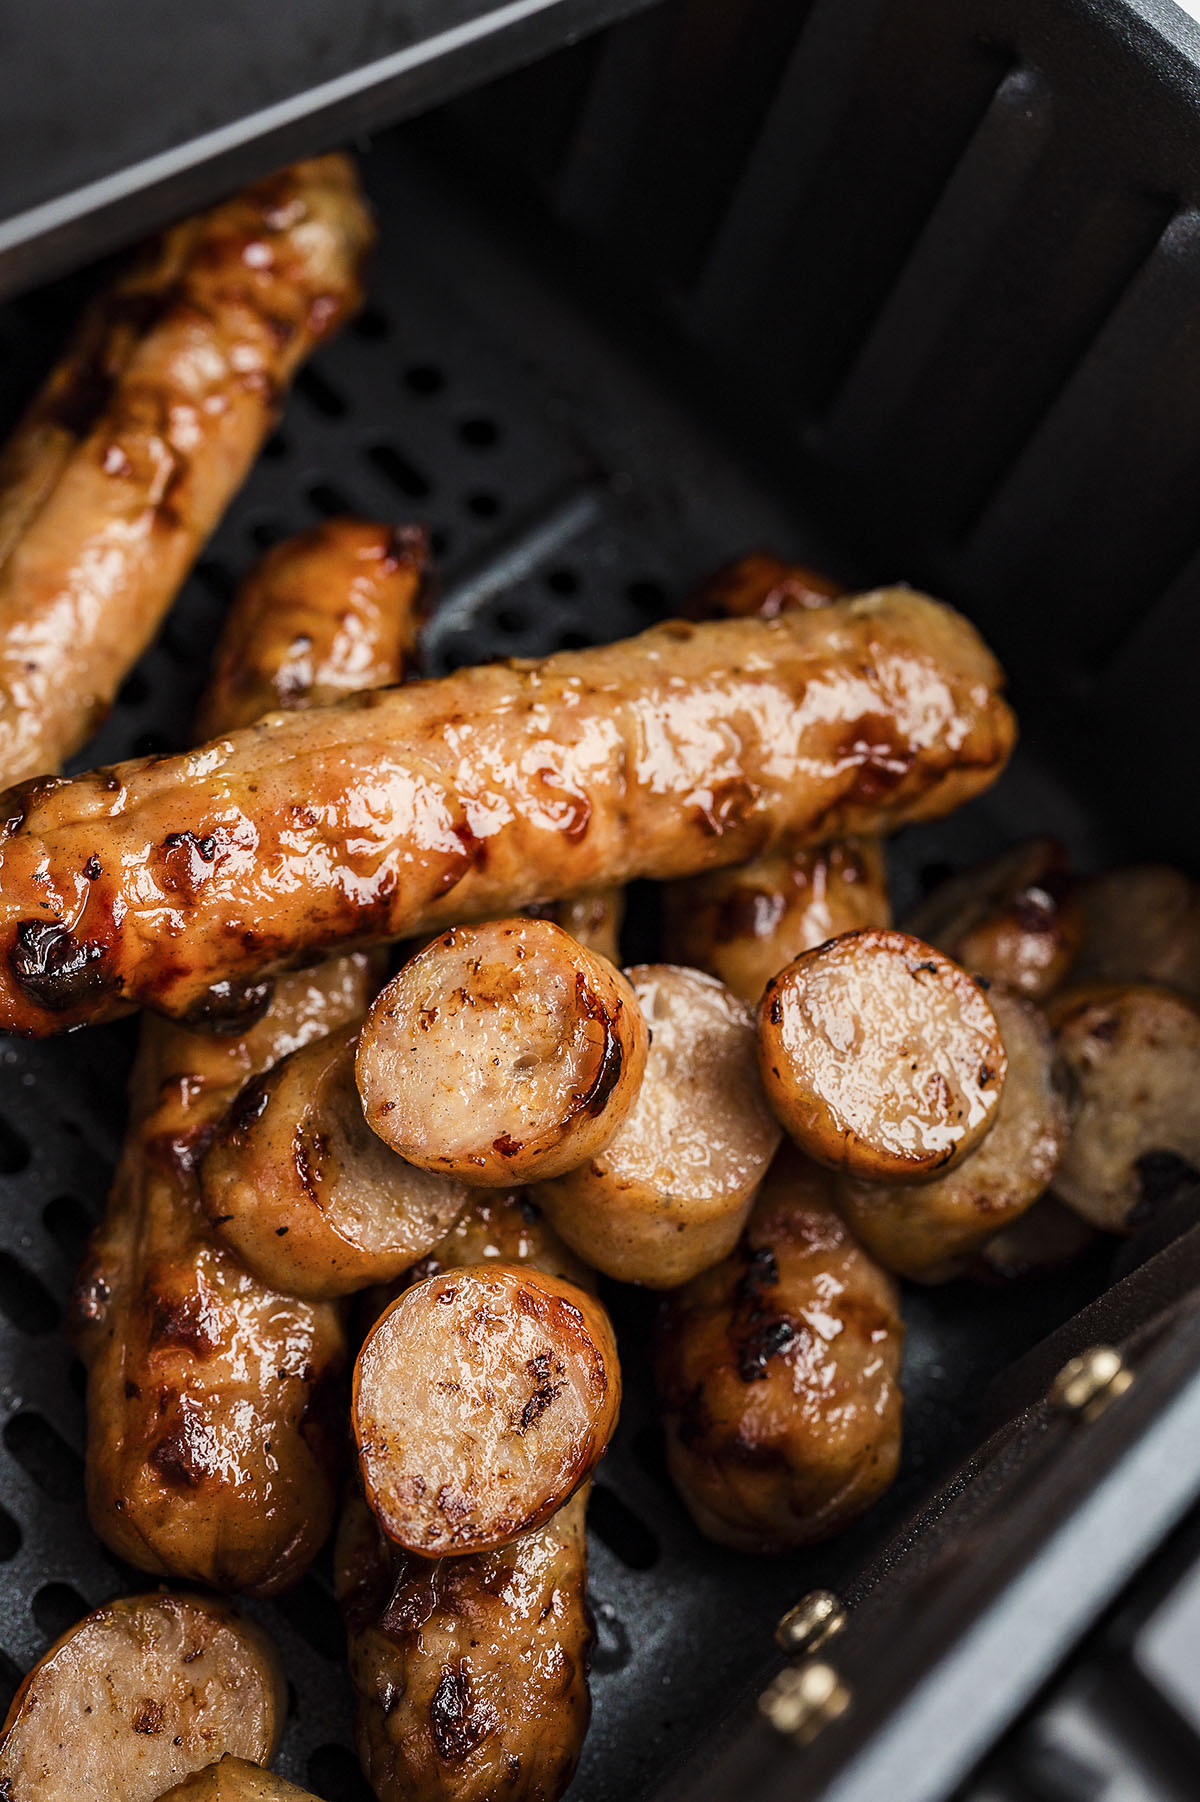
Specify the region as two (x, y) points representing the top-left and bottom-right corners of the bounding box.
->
(0, 150), (1195, 1802)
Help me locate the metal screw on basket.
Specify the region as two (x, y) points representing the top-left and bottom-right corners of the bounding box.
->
(775, 1590), (846, 1659)
(1050, 1345), (1134, 1422)
(759, 1660), (852, 1745)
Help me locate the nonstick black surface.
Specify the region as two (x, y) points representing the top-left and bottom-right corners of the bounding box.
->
(0, 132), (1122, 1800)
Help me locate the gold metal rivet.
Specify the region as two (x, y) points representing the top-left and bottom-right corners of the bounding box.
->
(1050, 1345), (1134, 1422)
(775, 1590), (846, 1658)
(759, 1659), (852, 1745)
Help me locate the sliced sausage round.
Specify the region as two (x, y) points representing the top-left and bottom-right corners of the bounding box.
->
(835, 987), (1067, 1280)
(356, 918), (648, 1186)
(1048, 983), (1200, 1231)
(352, 1264), (620, 1556)
(758, 928), (1006, 1180)
(156, 1759), (320, 1799)
(0, 1593), (284, 1802)
(1072, 865), (1200, 1006)
(536, 964), (781, 1287)
(201, 1022), (467, 1299)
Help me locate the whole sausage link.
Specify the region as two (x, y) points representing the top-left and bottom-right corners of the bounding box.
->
(0, 154), (374, 787)
(73, 521), (417, 1593)
(0, 590), (1015, 1035)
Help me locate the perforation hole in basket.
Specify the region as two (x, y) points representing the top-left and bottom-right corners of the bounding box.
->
(0, 1503), (19, 1563)
(403, 362), (445, 396)
(4, 1412), (83, 1502)
(351, 307), (390, 341)
(458, 415), (501, 448)
(465, 490), (500, 518)
(307, 1742), (376, 1802)
(366, 442), (432, 499)
(295, 367), (348, 419)
(0, 1254), (58, 1336)
(262, 431), (290, 461)
(274, 1575), (346, 1664)
(492, 603), (528, 636)
(0, 1115), (30, 1176)
(193, 559), (236, 604)
(627, 577), (671, 615)
(308, 481), (354, 518)
(43, 1194), (95, 1264)
(249, 520), (289, 551)
(31, 1582), (88, 1644)
(544, 566), (579, 596)
(588, 1484), (661, 1571)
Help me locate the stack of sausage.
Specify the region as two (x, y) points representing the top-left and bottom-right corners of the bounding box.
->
(0, 153), (1193, 1802)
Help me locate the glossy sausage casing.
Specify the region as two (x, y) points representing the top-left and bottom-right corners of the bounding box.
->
(73, 957), (374, 1592)
(0, 155), (373, 787)
(0, 590), (1015, 1034)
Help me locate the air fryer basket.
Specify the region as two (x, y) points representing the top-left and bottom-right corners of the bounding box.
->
(1, 2), (1200, 1799)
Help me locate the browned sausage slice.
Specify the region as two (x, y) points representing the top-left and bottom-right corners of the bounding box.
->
(193, 520), (430, 738)
(663, 837), (892, 1006)
(0, 156), (373, 787)
(156, 1759), (320, 1800)
(353, 1264), (619, 1556)
(0, 591), (1015, 1035)
(681, 551), (844, 619)
(904, 839), (1082, 1002)
(201, 1022), (467, 1299)
(536, 964), (781, 1287)
(835, 987), (1067, 1280)
(1048, 984), (1200, 1231)
(656, 1146), (903, 1552)
(1072, 865), (1200, 1005)
(0, 1594), (284, 1802)
(356, 918), (648, 1186)
(524, 888), (625, 962)
(758, 929), (1006, 1180)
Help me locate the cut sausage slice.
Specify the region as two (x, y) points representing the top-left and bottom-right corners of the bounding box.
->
(835, 987), (1067, 1280)
(357, 918), (648, 1186)
(758, 928), (1006, 1181)
(663, 837), (891, 1007)
(1048, 984), (1200, 1231)
(336, 1486), (592, 1802)
(201, 1022), (467, 1299)
(0, 1594), (284, 1802)
(1072, 866), (1200, 1006)
(904, 838), (1082, 1002)
(193, 520), (429, 738)
(353, 1264), (619, 1556)
(157, 1760), (319, 1800)
(656, 1146), (903, 1552)
(536, 964), (780, 1287)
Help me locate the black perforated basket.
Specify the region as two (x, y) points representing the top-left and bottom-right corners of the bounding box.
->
(2, 4), (1200, 1801)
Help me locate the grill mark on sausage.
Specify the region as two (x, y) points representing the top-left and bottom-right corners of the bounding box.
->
(10, 918), (115, 1011)
(179, 974), (275, 1033)
(429, 1665), (498, 1762)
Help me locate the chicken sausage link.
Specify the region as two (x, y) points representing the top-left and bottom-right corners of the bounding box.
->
(338, 1197), (594, 1802)
(73, 520), (417, 1591)
(193, 519), (429, 738)
(0, 590), (1014, 1035)
(0, 154), (373, 786)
